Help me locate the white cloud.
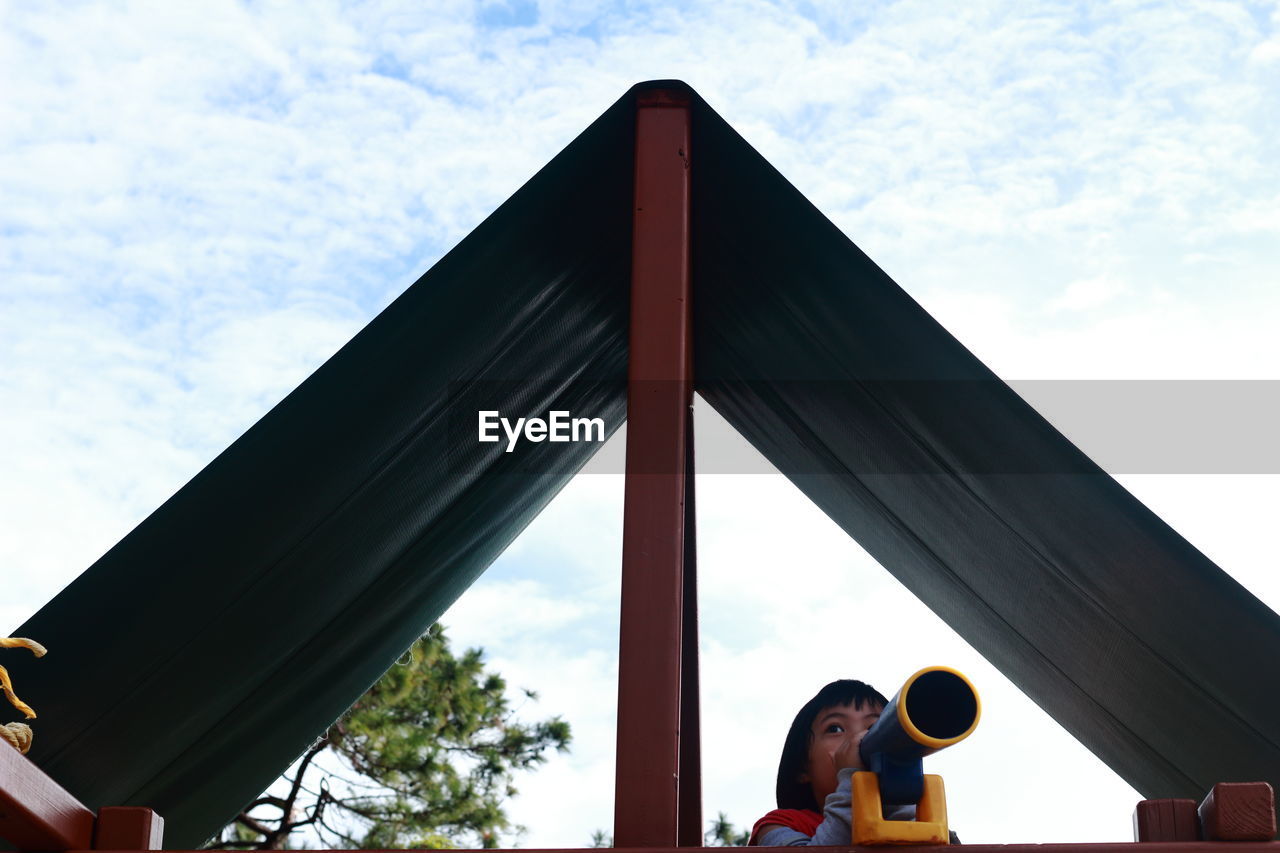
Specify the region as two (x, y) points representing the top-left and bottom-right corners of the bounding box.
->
(1049, 275), (1125, 312)
(444, 578), (595, 647)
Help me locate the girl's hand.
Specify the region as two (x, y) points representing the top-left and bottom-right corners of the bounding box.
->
(832, 730), (867, 771)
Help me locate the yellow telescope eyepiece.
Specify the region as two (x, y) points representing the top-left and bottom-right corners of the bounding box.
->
(860, 666), (981, 764)
(894, 666), (981, 752)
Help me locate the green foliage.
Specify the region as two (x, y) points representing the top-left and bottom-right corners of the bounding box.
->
(207, 623), (570, 850)
(705, 812), (751, 846)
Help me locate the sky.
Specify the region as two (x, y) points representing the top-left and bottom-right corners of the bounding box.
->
(3, 0), (1279, 847)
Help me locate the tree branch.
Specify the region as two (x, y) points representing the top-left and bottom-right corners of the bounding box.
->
(245, 796), (288, 812)
(280, 737), (330, 820)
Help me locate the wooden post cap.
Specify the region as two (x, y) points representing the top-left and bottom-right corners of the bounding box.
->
(93, 806), (164, 850)
(1134, 798), (1199, 841)
(1198, 781), (1277, 841)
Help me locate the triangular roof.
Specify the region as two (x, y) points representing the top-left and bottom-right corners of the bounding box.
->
(12, 81), (1280, 847)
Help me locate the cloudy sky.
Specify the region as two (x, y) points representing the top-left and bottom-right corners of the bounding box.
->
(3, 0), (1279, 847)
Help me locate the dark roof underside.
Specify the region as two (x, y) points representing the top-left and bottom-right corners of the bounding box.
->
(12, 82), (1279, 846)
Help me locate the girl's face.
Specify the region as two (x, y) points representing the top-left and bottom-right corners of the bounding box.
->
(799, 701), (884, 806)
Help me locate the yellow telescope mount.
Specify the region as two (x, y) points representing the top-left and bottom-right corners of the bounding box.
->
(851, 666), (980, 846)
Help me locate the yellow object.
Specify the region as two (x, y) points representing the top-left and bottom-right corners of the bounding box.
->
(896, 666), (981, 751)
(852, 770), (950, 846)
(0, 722), (33, 754)
(0, 638), (46, 752)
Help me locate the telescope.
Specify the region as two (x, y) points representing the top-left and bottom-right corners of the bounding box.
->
(852, 666), (980, 846)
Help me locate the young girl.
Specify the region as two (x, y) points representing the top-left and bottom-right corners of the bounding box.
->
(749, 679), (919, 846)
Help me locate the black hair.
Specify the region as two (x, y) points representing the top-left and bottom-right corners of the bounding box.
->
(775, 679), (889, 811)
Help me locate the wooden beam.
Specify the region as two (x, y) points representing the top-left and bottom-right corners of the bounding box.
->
(0, 742), (94, 851)
(614, 85), (693, 849)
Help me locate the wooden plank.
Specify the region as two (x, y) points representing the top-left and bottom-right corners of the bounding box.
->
(0, 741), (94, 851)
(62, 840), (1280, 845)
(93, 807), (164, 850)
(1199, 782), (1277, 841)
(783, 846), (1278, 853)
(1135, 798), (1200, 841)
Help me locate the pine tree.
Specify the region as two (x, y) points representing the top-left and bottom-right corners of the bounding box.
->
(207, 623), (570, 849)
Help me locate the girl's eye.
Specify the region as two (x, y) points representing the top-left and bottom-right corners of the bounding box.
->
(826, 723), (845, 734)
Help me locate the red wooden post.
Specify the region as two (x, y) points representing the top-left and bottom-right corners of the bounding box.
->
(1199, 782), (1277, 841)
(614, 86), (696, 848)
(1134, 798), (1199, 842)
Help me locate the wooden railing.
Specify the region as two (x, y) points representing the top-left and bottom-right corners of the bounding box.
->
(0, 741), (160, 850)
